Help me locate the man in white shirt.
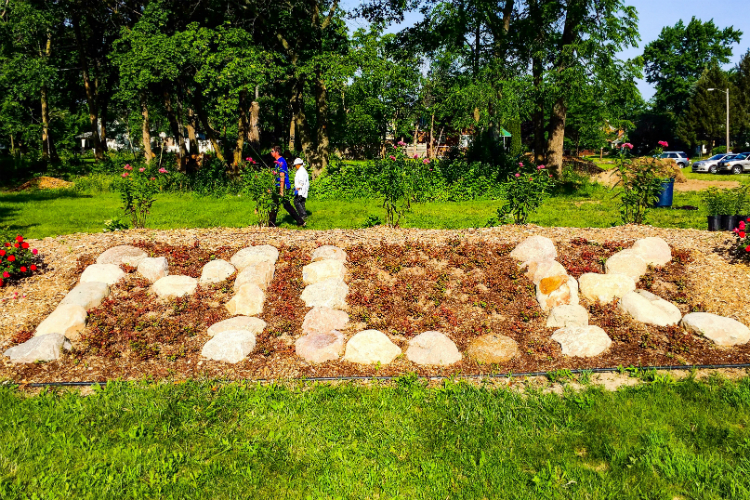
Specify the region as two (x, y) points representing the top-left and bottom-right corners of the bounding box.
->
(293, 158), (309, 220)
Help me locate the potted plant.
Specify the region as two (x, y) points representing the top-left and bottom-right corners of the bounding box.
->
(702, 188), (724, 231)
(727, 186), (750, 231)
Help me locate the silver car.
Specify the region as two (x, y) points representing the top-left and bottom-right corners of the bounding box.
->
(658, 151), (691, 168)
(692, 153), (730, 174)
(717, 153), (750, 174)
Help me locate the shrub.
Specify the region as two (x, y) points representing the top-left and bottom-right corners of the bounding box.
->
(372, 143), (417, 227)
(115, 163), (169, 228)
(732, 219), (750, 260)
(241, 160), (276, 226)
(0, 235), (40, 287)
(494, 163), (555, 224)
(614, 144), (664, 224)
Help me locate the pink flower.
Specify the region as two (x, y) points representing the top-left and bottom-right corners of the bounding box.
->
(389, 155), (396, 161)
(549, 175), (553, 178)
(124, 164), (132, 170)
(413, 154), (419, 159)
(519, 162), (524, 167)
(740, 221), (746, 230)
(158, 168), (168, 173)
(622, 143), (634, 150)
(537, 165), (545, 170)
(32, 248), (38, 255)
(150, 177), (156, 181)
(515, 173), (520, 178)
(121, 172), (129, 178)
(658, 141), (669, 147)
(139, 167), (145, 172)
(423, 159), (430, 164)
(397, 140), (407, 146)
(2, 272), (8, 278)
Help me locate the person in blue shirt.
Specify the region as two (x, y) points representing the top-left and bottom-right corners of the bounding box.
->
(269, 146), (305, 227)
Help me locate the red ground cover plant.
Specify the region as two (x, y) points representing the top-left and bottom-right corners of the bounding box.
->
(0, 235), (41, 287)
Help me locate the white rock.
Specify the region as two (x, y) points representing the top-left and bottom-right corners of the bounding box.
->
(96, 245), (147, 267)
(546, 304), (589, 328)
(302, 259), (346, 286)
(311, 246), (348, 262)
(137, 257), (169, 283)
(552, 326), (612, 357)
(578, 273), (635, 303)
(225, 284), (265, 316)
(536, 275), (579, 311)
(301, 278), (349, 310)
(510, 236), (557, 263)
(296, 330), (345, 363)
(230, 245), (279, 271)
(302, 307), (350, 335)
(199, 259), (236, 285)
(80, 264), (126, 286)
(631, 237), (672, 267)
(207, 316), (266, 338)
(234, 261), (274, 291)
(4, 334), (71, 364)
(152, 275), (198, 299)
(523, 260), (568, 285)
(343, 330), (401, 365)
(35, 304), (87, 340)
(201, 330), (256, 363)
(605, 250), (648, 280)
(619, 290), (682, 326)
(405, 331), (462, 366)
(60, 282), (110, 310)
(681, 313), (750, 347)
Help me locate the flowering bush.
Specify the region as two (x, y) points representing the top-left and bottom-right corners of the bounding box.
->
(614, 144), (664, 224)
(733, 219), (750, 259)
(241, 163), (277, 226)
(494, 163), (555, 224)
(115, 164), (169, 228)
(372, 144), (420, 226)
(0, 235), (40, 287)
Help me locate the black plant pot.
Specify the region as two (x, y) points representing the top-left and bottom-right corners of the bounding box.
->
(732, 216), (750, 231)
(723, 215), (740, 231)
(707, 216), (722, 231)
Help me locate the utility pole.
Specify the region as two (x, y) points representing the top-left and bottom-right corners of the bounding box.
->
(708, 88), (730, 153)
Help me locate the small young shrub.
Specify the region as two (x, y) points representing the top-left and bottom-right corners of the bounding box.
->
(115, 163), (169, 228)
(241, 159), (276, 227)
(0, 235), (40, 287)
(494, 163), (555, 224)
(614, 144), (664, 224)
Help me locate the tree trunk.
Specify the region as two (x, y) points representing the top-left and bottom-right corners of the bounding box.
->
(249, 85), (261, 147)
(192, 89), (224, 161)
(99, 93), (109, 152)
(186, 107), (197, 153)
(292, 78), (316, 168)
(532, 56), (545, 164)
(163, 91), (188, 170)
(40, 31), (55, 160)
(73, 13), (103, 161)
(141, 95), (153, 164)
(314, 72), (330, 177)
(545, 97), (567, 176)
(233, 89), (248, 170)
(429, 113), (435, 158)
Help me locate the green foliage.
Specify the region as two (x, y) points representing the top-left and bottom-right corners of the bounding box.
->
(677, 65), (734, 151)
(241, 167), (276, 227)
(372, 144), (418, 227)
(103, 218), (130, 232)
(0, 234), (38, 286)
(615, 149), (665, 224)
(115, 165), (164, 228)
(702, 188), (728, 216)
(495, 164), (555, 225)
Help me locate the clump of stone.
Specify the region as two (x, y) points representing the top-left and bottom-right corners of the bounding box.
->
(296, 330), (345, 363)
(343, 330), (401, 365)
(201, 330), (257, 363)
(466, 333), (519, 364)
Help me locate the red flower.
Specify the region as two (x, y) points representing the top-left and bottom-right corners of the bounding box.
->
(4, 243), (9, 247)
(30, 265), (37, 271)
(15, 235), (23, 242)
(0, 250), (4, 257)
(741, 232), (746, 238)
(21, 242), (29, 249)
(7, 255), (15, 262)
(32, 249), (38, 255)
(740, 221), (746, 230)
(20, 266), (27, 272)
(2, 272), (8, 278)
(0, 279), (3, 287)
(746, 245), (750, 252)
(13, 243), (19, 248)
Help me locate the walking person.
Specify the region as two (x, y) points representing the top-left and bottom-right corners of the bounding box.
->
(293, 158), (309, 220)
(268, 146), (305, 227)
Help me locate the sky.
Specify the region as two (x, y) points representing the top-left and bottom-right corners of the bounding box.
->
(342, 0), (750, 101)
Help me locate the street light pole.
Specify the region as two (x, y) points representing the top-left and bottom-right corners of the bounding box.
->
(709, 88), (730, 153)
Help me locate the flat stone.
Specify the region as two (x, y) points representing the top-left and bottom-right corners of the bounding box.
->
(312, 245), (348, 262)
(510, 236), (557, 263)
(302, 307), (350, 335)
(605, 250), (648, 280)
(234, 261), (275, 291)
(199, 259), (236, 285)
(343, 330), (401, 365)
(631, 237), (672, 267)
(295, 330), (345, 363)
(552, 326), (612, 357)
(301, 278), (349, 310)
(536, 276), (579, 311)
(60, 282), (110, 310)
(619, 290), (682, 326)
(201, 330), (256, 363)
(80, 264), (126, 286)
(466, 334), (519, 364)
(4, 334), (71, 364)
(35, 304), (87, 340)
(578, 273), (635, 303)
(523, 260), (568, 285)
(96, 245), (147, 267)
(230, 245), (279, 271)
(546, 304), (589, 328)
(225, 284), (265, 316)
(682, 313), (750, 347)
(152, 275), (198, 299)
(406, 331), (462, 366)
(207, 316), (266, 338)
(137, 257), (169, 283)
(303, 259), (346, 286)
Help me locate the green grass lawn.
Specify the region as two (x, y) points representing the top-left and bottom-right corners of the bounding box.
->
(2, 376), (750, 499)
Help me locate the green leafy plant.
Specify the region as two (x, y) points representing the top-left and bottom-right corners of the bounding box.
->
(115, 164), (165, 228)
(732, 219), (750, 260)
(728, 186), (750, 216)
(241, 164), (276, 227)
(371, 143), (421, 227)
(702, 187), (727, 216)
(495, 162), (555, 224)
(361, 214), (382, 228)
(614, 145), (664, 224)
(103, 217), (130, 232)
(0, 235), (40, 287)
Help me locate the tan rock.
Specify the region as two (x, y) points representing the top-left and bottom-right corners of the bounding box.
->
(225, 284), (265, 316)
(230, 245), (279, 271)
(510, 236), (557, 262)
(137, 257), (169, 283)
(405, 331), (462, 366)
(536, 276), (579, 311)
(631, 237), (671, 267)
(619, 290), (682, 326)
(207, 316), (266, 338)
(4, 334), (71, 364)
(343, 330), (401, 365)
(578, 273), (635, 303)
(523, 260), (568, 285)
(303, 259), (346, 286)
(682, 313), (750, 347)
(199, 259), (236, 285)
(311, 245), (347, 262)
(234, 261), (274, 291)
(80, 264), (126, 286)
(546, 304), (589, 328)
(300, 279), (349, 310)
(152, 275), (198, 299)
(96, 245), (147, 267)
(605, 250), (648, 280)
(296, 331), (345, 363)
(201, 330), (256, 363)
(302, 307), (349, 335)
(35, 304), (87, 340)
(552, 326), (612, 357)
(60, 282), (110, 310)
(466, 334), (519, 364)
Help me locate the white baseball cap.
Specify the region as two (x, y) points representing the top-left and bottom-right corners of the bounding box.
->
(293, 158), (304, 165)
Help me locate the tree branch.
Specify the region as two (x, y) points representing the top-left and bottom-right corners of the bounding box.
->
(321, 0), (339, 30)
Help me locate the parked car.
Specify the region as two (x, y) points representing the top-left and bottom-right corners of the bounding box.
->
(692, 153), (730, 174)
(657, 151), (691, 168)
(717, 152), (750, 174)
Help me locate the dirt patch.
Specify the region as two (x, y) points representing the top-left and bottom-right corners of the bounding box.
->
(13, 176), (74, 191)
(673, 179), (741, 192)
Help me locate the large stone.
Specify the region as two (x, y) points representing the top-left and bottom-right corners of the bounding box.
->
(137, 257), (169, 283)
(302, 307), (350, 335)
(300, 278), (349, 310)
(510, 236), (557, 263)
(406, 331), (462, 366)
(296, 330), (345, 363)
(631, 237), (672, 267)
(619, 290), (682, 326)
(152, 275), (198, 299)
(207, 316), (266, 338)
(546, 304), (589, 328)
(4, 334), (71, 364)
(80, 264), (126, 286)
(552, 326), (612, 357)
(302, 259), (346, 286)
(201, 330), (256, 363)
(578, 273), (635, 303)
(199, 259), (236, 285)
(225, 284), (265, 316)
(230, 245), (279, 271)
(96, 245), (147, 267)
(466, 334), (519, 364)
(536, 275), (579, 311)
(60, 282), (110, 310)
(35, 304), (87, 340)
(234, 261), (275, 291)
(605, 250), (648, 280)
(312, 245), (348, 263)
(343, 330), (401, 365)
(523, 260), (568, 285)
(681, 313), (750, 347)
